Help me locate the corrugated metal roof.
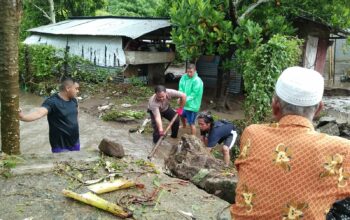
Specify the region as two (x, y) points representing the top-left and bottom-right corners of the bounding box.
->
(28, 17), (171, 39)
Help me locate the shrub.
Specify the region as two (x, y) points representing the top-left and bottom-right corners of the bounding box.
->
(19, 44), (113, 95)
(242, 34), (303, 123)
(102, 110), (146, 121)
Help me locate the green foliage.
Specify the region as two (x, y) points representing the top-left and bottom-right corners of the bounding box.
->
(241, 34), (303, 123)
(20, 1), (50, 40)
(19, 44), (111, 95)
(191, 169), (209, 184)
(20, 0), (105, 40)
(19, 44), (61, 94)
(100, 0), (160, 17)
(155, 0), (173, 17)
(69, 63), (112, 84)
(152, 176), (161, 187)
(54, 0), (106, 19)
(102, 110), (146, 121)
(230, 145), (240, 162)
(261, 16), (296, 39)
(238, 0), (350, 30)
(19, 44), (63, 81)
(169, 0), (350, 123)
(280, 0), (350, 29)
(233, 19), (263, 49)
(0, 154), (24, 178)
(127, 76), (146, 87)
(170, 0), (233, 60)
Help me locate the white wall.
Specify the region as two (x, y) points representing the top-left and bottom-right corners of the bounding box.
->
(24, 34), (126, 67)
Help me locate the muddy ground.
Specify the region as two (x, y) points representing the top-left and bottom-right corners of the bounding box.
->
(0, 153), (231, 220)
(77, 82), (245, 123)
(0, 82), (243, 220)
(1, 80), (349, 220)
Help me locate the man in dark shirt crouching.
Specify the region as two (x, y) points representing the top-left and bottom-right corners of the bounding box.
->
(197, 112), (238, 166)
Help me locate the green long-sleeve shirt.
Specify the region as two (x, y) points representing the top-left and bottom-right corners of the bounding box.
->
(179, 72), (204, 112)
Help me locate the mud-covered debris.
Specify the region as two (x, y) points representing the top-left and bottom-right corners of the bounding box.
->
(97, 104), (112, 112)
(121, 103), (132, 108)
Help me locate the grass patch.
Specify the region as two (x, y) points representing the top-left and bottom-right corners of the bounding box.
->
(102, 110), (146, 121)
(0, 154), (24, 178)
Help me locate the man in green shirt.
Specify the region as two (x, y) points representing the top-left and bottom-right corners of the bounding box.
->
(179, 63), (204, 135)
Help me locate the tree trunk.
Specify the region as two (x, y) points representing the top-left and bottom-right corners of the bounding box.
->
(215, 58), (226, 110)
(0, 0), (21, 154)
(215, 0), (237, 111)
(48, 0), (56, 23)
(215, 63), (231, 111)
(215, 49), (235, 111)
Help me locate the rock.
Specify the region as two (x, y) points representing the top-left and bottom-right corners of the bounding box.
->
(98, 138), (125, 158)
(165, 134), (237, 203)
(97, 104), (112, 112)
(341, 129), (350, 138)
(114, 118), (138, 123)
(317, 116), (336, 127)
(316, 122), (340, 136)
(121, 103), (132, 108)
(336, 118), (347, 126)
(337, 119), (349, 135)
(204, 177), (236, 203)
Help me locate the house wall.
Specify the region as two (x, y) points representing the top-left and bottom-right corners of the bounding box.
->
(124, 51), (175, 64)
(197, 55), (243, 94)
(148, 64), (166, 84)
(24, 34), (126, 67)
(325, 39), (350, 80)
(294, 19), (331, 74)
(196, 56), (220, 89)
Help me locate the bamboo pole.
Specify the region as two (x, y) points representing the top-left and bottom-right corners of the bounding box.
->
(62, 189), (132, 218)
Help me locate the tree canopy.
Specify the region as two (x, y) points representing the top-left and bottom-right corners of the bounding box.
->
(98, 0), (162, 17)
(169, 0), (350, 120)
(170, 0), (350, 61)
(21, 0), (106, 40)
(19, 0), (350, 122)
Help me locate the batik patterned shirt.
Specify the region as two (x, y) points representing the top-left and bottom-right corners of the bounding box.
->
(231, 115), (350, 219)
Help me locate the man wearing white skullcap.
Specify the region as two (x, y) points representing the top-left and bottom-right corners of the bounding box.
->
(231, 66), (350, 219)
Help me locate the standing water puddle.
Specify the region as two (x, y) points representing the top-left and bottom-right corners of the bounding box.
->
(1, 92), (169, 160)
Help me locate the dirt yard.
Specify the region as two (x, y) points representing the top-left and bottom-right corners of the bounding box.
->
(1, 82), (242, 220)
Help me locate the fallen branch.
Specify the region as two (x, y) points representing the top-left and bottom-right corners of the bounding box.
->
(119, 186), (161, 206)
(57, 167), (85, 184)
(87, 179), (140, 194)
(238, 0), (272, 21)
(62, 189), (132, 218)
